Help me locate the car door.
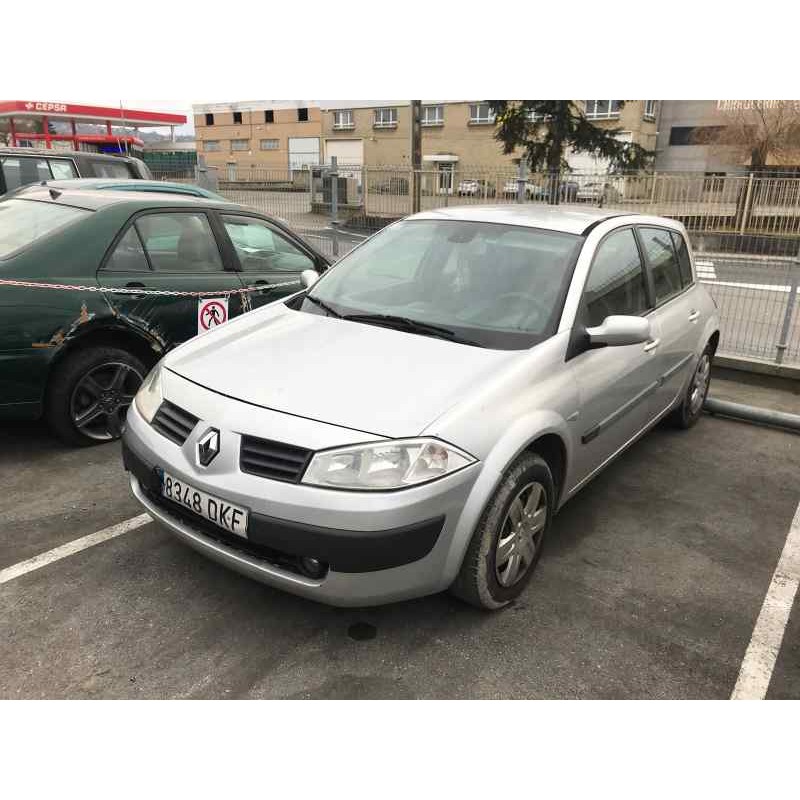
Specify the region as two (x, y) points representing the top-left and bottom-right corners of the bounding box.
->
(97, 210), (244, 349)
(636, 226), (702, 414)
(569, 226), (663, 486)
(218, 213), (320, 309)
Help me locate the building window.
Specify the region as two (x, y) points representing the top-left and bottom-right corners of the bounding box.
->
(265, 110), (274, 123)
(421, 105), (444, 126)
(373, 107), (398, 128)
(204, 140), (221, 152)
(231, 139), (249, 151)
(584, 100), (621, 120)
(333, 109), (354, 130)
(668, 126), (725, 146)
(205, 113), (214, 126)
(260, 139), (279, 150)
(233, 111), (243, 124)
(298, 107), (309, 122)
(643, 100), (657, 121)
(469, 103), (495, 125)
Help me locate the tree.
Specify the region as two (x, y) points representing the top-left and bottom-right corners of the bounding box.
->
(488, 100), (652, 202)
(693, 100), (800, 171)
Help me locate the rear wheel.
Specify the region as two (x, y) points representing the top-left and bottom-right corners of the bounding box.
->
(668, 344), (713, 429)
(46, 346), (146, 446)
(451, 452), (554, 610)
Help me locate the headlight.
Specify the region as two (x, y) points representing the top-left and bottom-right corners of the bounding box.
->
(133, 364), (163, 423)
(301, 438), (475, 491)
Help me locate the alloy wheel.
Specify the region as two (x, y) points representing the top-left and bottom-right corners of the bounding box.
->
(69, 361), (144, 441)
(689, 354), (711, 415)
(495, 481), (548, 587)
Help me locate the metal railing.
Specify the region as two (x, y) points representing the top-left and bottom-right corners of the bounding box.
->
(148, 163), (800, 369)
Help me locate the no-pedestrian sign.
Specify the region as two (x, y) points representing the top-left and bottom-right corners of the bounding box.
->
(197, 297), (229, 334)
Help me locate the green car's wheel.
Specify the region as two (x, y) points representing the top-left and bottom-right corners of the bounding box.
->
(46, 346), (147, 446)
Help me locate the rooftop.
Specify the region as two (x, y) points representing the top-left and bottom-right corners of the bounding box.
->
(410, 203), (632, 235)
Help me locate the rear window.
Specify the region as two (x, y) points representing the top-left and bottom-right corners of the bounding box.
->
(89, 160), (135, 179)
(0, 199), (91, 259)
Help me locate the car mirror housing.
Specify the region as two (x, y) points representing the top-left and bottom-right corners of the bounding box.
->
(586, 315), (651, 347)
(300, 269), (319, 289)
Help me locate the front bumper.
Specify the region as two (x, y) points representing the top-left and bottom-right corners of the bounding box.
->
(122, 376), (480, 606)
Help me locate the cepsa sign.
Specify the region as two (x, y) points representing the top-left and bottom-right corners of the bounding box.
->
(23, 102), (68, 113)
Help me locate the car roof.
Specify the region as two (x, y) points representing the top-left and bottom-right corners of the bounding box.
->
(38, 177), (223, 198)
(4, 185), (238, 212)
(0, 145), (137, 162)
(408, 203), (633, 235)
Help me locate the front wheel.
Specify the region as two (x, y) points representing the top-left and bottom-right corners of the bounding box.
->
(668, 345), (713, 429)
(451, 452), (554, 610)
(45, 346), (147, 446)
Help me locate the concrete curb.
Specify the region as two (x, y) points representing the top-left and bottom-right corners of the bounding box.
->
(715, 355), (800, 381)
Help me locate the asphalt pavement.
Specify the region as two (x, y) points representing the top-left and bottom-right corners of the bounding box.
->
(1, 370), (798, 699)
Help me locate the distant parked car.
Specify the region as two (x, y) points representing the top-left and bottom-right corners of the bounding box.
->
(575, 181), (621, 204)
(0, 146), (151, 195)
(0, 185), (329, 445)
(457, 178), (495, 198)
(502, 180), (546, 200)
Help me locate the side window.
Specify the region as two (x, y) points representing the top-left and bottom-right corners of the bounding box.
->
(639, 227), (683, 304)
(135, 213), (223, 273)
(222, 216), (314, 272)
(90, 160), (135, 179)
(49, 160), (79, 180)
(1, 157), (51, 191)
(670, 231), (694, 287)
(103, 226), (150, 272)
(582, 228), (649, 328)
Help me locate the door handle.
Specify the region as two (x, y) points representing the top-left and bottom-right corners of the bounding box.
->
(688, 310), (700, 322)
(254, 279), (272, 294)
(116, 281), (147, 300)
(643, 338), (661, 352)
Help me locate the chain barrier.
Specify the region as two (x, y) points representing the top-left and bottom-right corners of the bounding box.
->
(0, 277), (302, 297)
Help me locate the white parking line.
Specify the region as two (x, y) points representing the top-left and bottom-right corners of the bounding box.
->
(0, 514), (151, 586)
(731, 500), (800, 699)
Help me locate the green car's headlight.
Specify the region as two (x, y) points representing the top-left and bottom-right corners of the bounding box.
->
(301, 438), (476, 491)
(134, 364), (163, 424)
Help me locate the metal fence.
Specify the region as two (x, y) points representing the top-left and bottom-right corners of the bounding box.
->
(150, 163), (800, 369)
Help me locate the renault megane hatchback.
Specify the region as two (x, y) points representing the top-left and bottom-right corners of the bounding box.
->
(123, 204), (719, 609)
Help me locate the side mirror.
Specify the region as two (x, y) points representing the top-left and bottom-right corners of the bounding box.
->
(300, 269), (319, 289)
(586, 315), (651, 347)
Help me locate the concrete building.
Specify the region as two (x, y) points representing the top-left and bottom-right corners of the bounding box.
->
(192, 100), (322, 173)
(191, 100), (660, 175)
(321, 100), (659, 174)
(655, 101), (744, 174)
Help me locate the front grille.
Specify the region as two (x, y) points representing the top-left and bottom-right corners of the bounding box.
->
(152, 400), (199, 445)
(240, 435), (313, 483)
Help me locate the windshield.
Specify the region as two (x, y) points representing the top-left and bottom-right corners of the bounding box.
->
(302, 219), (582, 349)
(0, 199), (91, 259)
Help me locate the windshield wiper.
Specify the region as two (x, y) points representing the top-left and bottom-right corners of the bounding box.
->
(304, 294), (342, 318)
(341, 313), (483, 347)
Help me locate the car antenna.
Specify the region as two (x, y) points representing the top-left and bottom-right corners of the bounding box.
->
(49, 188), (62, 200)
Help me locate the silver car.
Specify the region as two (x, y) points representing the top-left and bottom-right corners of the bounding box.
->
(123, 205), (719, 610)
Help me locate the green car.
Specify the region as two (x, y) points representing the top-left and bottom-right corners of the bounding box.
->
(0, 185), (329, 445)
(7, 177), (229, 202)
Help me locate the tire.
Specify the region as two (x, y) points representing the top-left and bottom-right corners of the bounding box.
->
(45, 345), (147, 447)
(451, 452), (555, 610)
(668, 343), (713, 430)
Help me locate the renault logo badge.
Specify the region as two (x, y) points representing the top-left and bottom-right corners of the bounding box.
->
(197, 428), (221, 467)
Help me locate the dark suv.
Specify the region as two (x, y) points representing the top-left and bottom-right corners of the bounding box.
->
(0, 146), (152, 195)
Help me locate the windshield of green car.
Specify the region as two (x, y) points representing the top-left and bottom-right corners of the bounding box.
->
(0, 198), (91, 259)
(302, 219), (582, 350)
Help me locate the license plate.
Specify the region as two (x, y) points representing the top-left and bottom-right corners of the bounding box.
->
(160, 470), (249, 538)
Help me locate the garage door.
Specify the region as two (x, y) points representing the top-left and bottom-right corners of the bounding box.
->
(325, 139), (363, 167)
(288, 137), (320, 171)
